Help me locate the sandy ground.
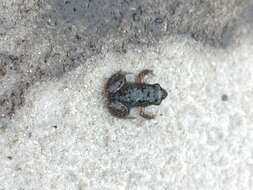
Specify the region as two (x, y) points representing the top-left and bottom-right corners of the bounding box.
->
(1, 0), (253, 190)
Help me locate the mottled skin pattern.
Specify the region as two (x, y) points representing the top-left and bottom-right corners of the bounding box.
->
(105, 70), (167, 119)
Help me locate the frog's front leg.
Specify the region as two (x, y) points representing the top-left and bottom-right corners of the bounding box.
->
(108, 101), (130, 118)
(139, 107), (155, 120)
(136, 69), (154, 83)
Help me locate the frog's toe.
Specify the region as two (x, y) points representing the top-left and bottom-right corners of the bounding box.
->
(108, 101), (129, 118)
(136, 69), (154, 83)
(139, 107), (155, 120)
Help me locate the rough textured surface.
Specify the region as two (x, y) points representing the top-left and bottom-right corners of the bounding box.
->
(1, 0), (253, 189)
(0, 0), (250, 119)
(1, 34), (253, 189)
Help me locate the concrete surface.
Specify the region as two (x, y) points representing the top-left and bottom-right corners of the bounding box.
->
(1, 0), (253, 190)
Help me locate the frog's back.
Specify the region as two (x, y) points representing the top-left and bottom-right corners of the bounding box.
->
(111, 83), (163, 107)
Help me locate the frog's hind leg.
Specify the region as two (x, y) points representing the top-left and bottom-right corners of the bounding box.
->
(139, 107), (155, 120)
(136, 69), (154, 83)
(108, 101), (130, 118)
(106, 71), (127, 94)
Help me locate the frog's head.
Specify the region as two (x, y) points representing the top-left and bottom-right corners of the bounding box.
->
(153, 84), (168, 105)
(161, 87), (168, 100)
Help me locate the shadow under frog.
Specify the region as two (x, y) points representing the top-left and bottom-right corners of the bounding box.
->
(105, 69), (167, 119)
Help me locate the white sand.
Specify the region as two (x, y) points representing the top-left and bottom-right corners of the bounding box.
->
(1, 33), (253, 189)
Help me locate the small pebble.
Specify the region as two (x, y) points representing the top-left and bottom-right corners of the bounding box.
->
(221, 94), (228, 101)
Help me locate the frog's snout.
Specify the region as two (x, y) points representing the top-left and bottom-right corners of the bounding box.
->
(161, 88), (168, 100)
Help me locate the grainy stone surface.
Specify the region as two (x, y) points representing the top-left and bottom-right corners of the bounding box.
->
(0, 0), (250, 119)
(1, 0), (253, 189)
(1, 33), (253, 189)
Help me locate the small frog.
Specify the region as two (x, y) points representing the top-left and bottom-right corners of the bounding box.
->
(105, 69), (167, 119)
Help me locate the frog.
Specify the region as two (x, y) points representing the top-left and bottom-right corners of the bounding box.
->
(104, 69), (167, 119)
